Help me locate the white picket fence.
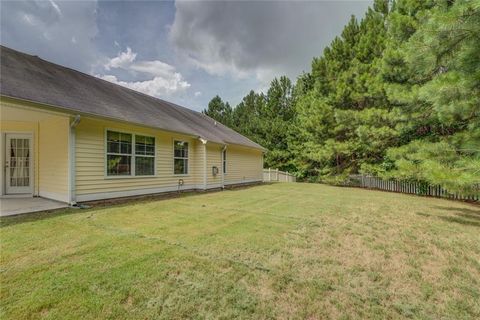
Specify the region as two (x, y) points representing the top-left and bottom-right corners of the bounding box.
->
(349, 175), (479, 202)
(263, 168), (296, 182)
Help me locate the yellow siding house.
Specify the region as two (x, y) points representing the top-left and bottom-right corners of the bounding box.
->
(0, 46), (264, 204)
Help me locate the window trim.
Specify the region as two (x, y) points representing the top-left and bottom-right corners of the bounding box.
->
(104, 128), (156, 179)
(134, 134), (156, 176)
(173, 139), (190, 176)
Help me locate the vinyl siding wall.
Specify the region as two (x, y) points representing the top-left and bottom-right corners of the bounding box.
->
(193, 140), (206, 188)
(0, 101), (70, 202)
(38, 116), (70, 202)
(224, 145), (263, 185)
(75, 117), (205, 201)
(206, 143), (223, 188)
(74, 118), (263, 201)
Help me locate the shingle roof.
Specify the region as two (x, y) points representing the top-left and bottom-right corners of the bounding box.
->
(0, 46), (264, 150)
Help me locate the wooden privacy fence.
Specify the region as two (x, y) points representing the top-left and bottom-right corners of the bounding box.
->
(263, 168), (296, 182)
(348, 175), (479, 202)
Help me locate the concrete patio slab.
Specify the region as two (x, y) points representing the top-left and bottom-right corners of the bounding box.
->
(0, 197), (68, 217)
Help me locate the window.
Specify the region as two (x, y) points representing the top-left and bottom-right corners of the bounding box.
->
(106, 130), (155, 176)
(135, 135), (155, 176)
(174, 140), (188, 175)
(107, 131), (132, 176)
(222, 149), (227, 174)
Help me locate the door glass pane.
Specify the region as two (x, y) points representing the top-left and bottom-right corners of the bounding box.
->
(8, 138), (31, 189)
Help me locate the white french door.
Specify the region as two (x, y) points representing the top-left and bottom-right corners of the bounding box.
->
(5, 133), (33, 194)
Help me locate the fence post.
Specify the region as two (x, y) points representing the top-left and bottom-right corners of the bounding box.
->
(276, 168), (279, 181)
(268, 168), (271, 182)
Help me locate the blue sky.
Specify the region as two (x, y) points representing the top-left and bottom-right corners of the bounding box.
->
(1, 0), (371, 111)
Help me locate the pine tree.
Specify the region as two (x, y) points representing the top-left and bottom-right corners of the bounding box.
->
(380, 0), (480, 193)
(202, 95), (233, 127)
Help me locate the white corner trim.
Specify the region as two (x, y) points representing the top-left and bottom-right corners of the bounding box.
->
(68, 115), (81, 205)
(221, 145), (227, 188)
(200, 138), (207, 190)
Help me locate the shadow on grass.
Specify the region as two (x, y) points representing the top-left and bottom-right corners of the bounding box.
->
(433, 206), (480, 216)
(0, 183), (265, 228)
(416, 206), (480, 228)
(438, 216), (480, 227)
(0, 207), (84, 228)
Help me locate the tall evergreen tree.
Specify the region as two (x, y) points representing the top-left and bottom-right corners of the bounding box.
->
(378, 0), (480, 193)
(292, 3), (391, 180)
(202, 95), (233, 127)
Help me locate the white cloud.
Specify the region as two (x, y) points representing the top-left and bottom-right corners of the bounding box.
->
(99, 47), (191, 97)
(98, 74), (190, 97)
(130, 60), (176, 77)
(48, 0), (62, 17)
(194, 91), (202, 97)
(104, 47), (136, 70)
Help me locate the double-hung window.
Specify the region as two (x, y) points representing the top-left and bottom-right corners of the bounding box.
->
(173, 140), (189, 175)
(135, 135), (155, 176)
(222, 149), (227, 174)
(106, 130), (155, 176)
(107, 131), (132, 176)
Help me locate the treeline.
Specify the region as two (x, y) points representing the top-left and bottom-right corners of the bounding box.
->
(203, 0), (480, 193)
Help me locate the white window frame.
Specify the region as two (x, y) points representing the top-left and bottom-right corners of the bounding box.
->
(134, 134), (156, 176)
(105, 129), (156, 178)
(173, 140), (189, 176)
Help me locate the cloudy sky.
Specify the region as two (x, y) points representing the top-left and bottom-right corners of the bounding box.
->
(1, 0), (371, 111)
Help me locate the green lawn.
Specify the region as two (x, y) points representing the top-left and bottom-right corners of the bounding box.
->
(1, 183), (479, 319)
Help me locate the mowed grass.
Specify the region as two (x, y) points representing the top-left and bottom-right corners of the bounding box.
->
(1, 184), (479, 319)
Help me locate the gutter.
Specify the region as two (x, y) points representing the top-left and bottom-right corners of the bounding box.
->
(222, 145), (227, 189)
(69, 115), (81, 205)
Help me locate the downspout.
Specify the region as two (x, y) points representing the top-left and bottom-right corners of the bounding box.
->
(221, 145), (227, 189)
(69, 115), (81, 205)
(199, 138), (208, 190)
